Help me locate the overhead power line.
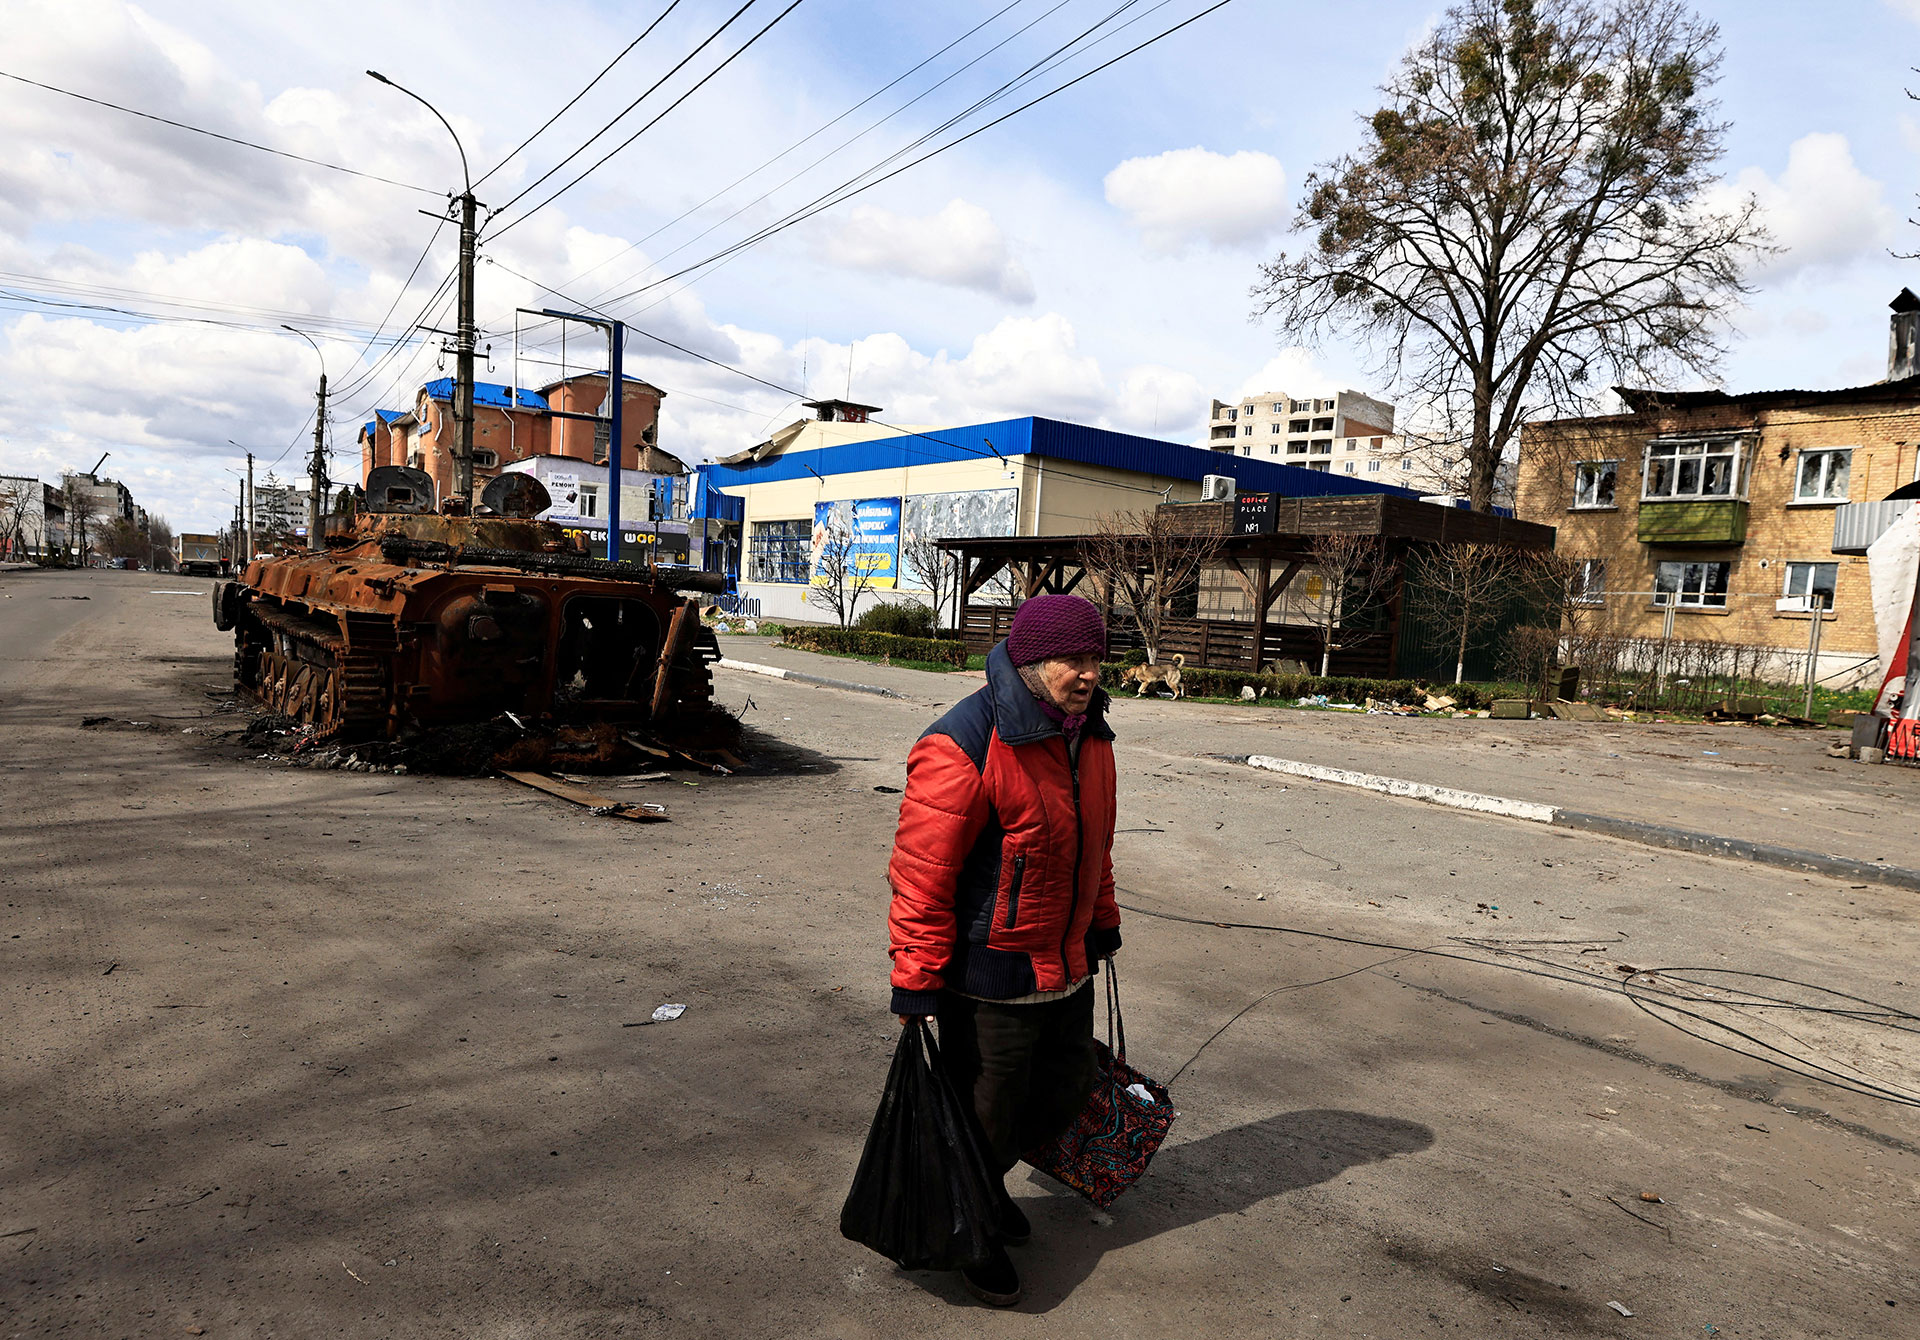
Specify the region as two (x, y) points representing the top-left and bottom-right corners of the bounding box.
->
(579, 0), (1142, 312)
(507, 0), (1032, 317)
(601, 0), (1235, 309)
(0, 68), (439, 196)
(482, 0), (765, 226)
(486, 0), (810, 241)
(472, 0), (688, 190)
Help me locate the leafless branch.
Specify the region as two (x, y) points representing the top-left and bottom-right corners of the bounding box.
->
(1254, 0), (1771, 511)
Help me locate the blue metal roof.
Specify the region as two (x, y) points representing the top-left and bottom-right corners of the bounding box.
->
(357, 408), (409, 442)
(420, 377), (550, 411)
(696, 416), (1422, 501)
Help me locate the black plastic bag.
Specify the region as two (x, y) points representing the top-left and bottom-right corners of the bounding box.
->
(839, 1019), (1003, 1271)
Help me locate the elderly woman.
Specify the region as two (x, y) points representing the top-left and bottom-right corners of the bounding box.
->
(885, 593), (1123, 1306)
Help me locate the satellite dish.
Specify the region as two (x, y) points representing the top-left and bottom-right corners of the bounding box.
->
(480, 472), (552, 518)
(365, 465), (435, 514)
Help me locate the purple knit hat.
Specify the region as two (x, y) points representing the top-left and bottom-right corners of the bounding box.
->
(1005, 593), (1107, 667)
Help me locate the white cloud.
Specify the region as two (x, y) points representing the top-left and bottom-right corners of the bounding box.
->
(1103, 148), (1288, 255)
(817, 199), (1034, 302)
(1714, 133), (1895, 278)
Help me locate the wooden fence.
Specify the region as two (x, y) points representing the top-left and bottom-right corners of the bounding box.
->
(961, 605), (1394, 678)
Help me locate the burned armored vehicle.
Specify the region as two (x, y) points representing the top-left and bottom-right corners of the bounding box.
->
(213, 468), (733, 758)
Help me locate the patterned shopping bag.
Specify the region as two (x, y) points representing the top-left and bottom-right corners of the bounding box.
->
(1023, 960), (1175, 1208)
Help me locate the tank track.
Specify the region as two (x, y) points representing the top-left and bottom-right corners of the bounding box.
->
(235, 601), (392, 743)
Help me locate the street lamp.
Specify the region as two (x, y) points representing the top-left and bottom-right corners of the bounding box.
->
(283, 325), (328, 551)
(368, 70), (480, 509)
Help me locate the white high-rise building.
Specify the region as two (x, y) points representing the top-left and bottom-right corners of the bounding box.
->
(1203, 388), (1510, 505)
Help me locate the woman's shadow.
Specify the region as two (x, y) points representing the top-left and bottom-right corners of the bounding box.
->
(903, 1108), (1435, 1311)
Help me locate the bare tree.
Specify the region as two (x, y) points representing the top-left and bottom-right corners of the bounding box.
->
(101, 516), (146, 562)
(1253, 0), (1769, 511)
(806, 506), (879, 628)
(0, 478), (37, 560)
(1411, 542), (1528, 684)
(61, 479), (99, 564)
(899, 530), (957, 631)
(1303, 532), (1401, 676)
(1079, 508), (1223, 663)
(146, 514), (174, 571)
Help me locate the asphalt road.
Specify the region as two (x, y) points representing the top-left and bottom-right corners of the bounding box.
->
(3, 568), (1917, 1338)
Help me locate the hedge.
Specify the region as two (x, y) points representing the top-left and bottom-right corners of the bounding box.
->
(780, 626), (968, 667)
(1099, 663), (1511, 710)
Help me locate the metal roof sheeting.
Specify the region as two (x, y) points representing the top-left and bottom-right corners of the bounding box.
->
(357, 408), (409, 441)
(697, 415), (1421, 501)
(420, 377), (550, 411)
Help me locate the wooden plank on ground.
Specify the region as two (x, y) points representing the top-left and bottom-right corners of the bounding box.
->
(500, 770), (670, 821)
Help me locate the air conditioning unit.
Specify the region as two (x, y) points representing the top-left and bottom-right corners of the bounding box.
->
(1201, 474), (1237, 502)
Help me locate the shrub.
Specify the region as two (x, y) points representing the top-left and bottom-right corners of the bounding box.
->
(780, 626), (967, 667)
(854, 600), (941, 638)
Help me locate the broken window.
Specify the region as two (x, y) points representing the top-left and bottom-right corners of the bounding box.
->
(1783, 561), (1838, 609)
(1654, 560), (1730, 608)
(747, 518), (811, 583)
(1643, 438), (1742, 500)
(1571, 558), (1606, 605)
(1572, 461), (1617, 508)
(1794, 449), (1852, 503)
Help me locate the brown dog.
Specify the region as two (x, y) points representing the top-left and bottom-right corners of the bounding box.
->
(1121, 653), (1186, 699)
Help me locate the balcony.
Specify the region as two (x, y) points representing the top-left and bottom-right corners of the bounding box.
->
(1832, 499), (1913, 554)
(1637, 498), (1748, 545)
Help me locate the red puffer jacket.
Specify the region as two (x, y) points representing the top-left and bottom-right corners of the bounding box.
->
(887, 642), (1122, 1014)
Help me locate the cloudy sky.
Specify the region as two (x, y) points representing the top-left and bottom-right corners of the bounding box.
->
(1, 0), (1916, 532)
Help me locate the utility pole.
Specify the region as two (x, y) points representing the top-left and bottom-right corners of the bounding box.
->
(307, 373), (328, 551)
(454, 189), (478, 510)
(246, 452), (255, 563)
(367, 72), (477, 511)
(283, 326), (328, 553)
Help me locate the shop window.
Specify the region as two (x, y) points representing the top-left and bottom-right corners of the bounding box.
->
(747, 519), (811, 583)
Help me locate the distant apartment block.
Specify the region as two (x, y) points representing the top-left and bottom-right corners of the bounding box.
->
(1205, 389), (1512, 505)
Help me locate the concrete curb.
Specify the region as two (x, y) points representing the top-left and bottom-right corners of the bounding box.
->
(1245, 754), (1556, 821)
(714, 657), (899, 698)
(1243, 753), (1920, 892)
(1548, 809), (1920, 892)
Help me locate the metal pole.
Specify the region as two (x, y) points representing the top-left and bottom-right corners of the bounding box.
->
(1804, 596), (1825, 720)
(1655, 599), (1676, 700)
(606, 321), (624, 563)
(454, 189), (478, 509)
(246, 452), (255, 564)
(308, 372), (328, 552)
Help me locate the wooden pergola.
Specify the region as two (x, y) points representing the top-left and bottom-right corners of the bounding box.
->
(940, 494), (1556, 676)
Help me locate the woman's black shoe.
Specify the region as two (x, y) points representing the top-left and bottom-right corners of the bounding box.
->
(960, 1246), (1023, 1306)
(1000, 1198), (1031, 1246)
